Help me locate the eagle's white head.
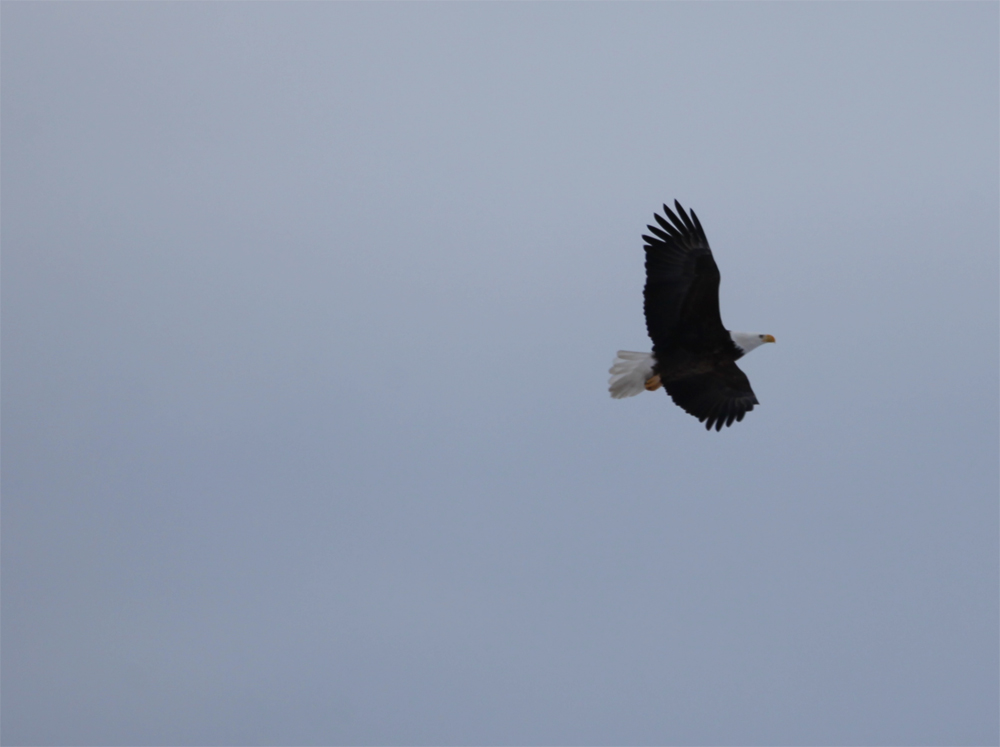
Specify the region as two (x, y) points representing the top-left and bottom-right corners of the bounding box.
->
(731, 332), (776, 355)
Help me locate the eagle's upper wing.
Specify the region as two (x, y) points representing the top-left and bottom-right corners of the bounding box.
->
(642, 201), (728, 351)
(663, 362), (759, 431)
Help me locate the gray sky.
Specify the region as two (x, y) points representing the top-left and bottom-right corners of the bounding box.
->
(2, 3), (997, 745)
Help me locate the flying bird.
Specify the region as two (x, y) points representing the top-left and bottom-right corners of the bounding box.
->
(609, 201), (775, 430)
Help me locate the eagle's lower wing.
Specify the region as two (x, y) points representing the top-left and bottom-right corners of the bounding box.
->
(643, 201), (727, 350)
(663, 363), (759, 431)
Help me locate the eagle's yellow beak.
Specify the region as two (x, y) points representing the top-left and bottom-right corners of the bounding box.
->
(763, 334), (776, 343)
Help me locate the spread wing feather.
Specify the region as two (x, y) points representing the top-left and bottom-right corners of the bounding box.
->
(663, 363), (759, 431)
(642, 201), (728, 351)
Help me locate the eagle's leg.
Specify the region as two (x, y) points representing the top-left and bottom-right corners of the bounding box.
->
(644, 374), (662, 391)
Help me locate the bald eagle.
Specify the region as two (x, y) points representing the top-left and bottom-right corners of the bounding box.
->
(609, 201), (775, 430)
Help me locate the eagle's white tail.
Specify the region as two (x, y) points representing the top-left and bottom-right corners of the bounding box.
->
(608, 351), (656, 399)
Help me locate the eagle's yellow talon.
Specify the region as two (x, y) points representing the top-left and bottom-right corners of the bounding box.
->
(644, 375), (662, 391)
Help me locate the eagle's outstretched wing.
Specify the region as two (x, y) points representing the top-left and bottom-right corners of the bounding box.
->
(642, 201), (729, 352)
(663, 362), (759, 431)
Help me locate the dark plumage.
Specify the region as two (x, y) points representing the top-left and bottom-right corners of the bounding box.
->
(609, 201), (774, 430)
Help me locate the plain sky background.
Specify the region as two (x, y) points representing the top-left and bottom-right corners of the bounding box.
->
(2, 3), (997, 745)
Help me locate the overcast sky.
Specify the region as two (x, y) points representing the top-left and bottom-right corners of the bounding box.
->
(2, 3), (997, 746)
